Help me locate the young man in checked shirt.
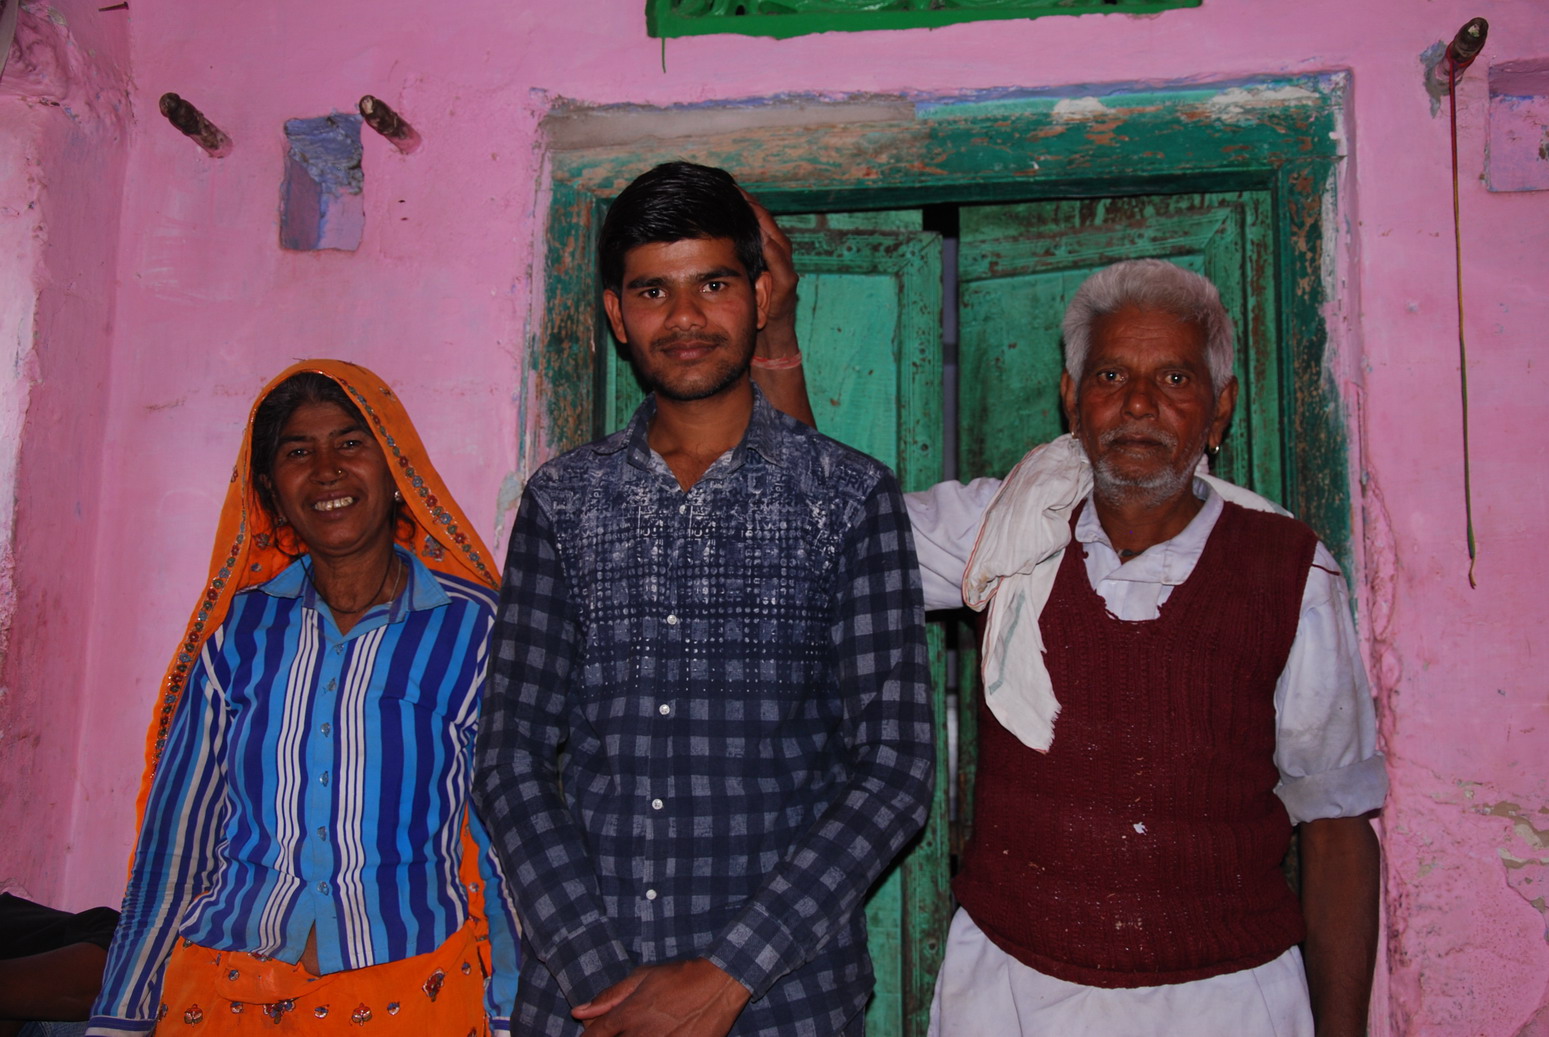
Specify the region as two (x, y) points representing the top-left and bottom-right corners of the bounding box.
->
(473, 162), (935, 1037)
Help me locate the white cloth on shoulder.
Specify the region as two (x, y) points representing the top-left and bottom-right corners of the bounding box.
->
(962, 433), (1289, 752)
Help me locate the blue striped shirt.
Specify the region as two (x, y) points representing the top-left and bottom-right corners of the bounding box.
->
(90, 550), (520, 1034)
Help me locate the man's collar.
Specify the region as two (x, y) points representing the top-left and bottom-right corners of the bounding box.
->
(1074, 477), (1223, 586)
(606, 383), (788, 476)
(742, 384), (788, 467)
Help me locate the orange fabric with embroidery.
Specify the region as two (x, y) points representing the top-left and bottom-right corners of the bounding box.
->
(158, 921), (488, 1036)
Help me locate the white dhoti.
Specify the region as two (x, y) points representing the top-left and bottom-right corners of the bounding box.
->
(927, 908), (1313, 1037)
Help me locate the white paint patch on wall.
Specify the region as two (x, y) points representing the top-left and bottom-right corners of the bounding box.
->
(0, 115), (41, 670)
(1205, 83), (1324, 122)
(1051, 96), (1110, 121)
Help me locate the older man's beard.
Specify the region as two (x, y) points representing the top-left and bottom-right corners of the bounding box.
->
(1090, 424), (1203, 510)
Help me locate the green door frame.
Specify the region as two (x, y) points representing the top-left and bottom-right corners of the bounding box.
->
(536, 74), (1352, 549)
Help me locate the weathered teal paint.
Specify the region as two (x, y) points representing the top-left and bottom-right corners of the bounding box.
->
(536, 75), (1350, 1036)
(783, 226), (948, 1035)
(646, 0), (1200, 41)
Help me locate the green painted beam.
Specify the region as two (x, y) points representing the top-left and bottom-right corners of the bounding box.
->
(646, 0), (1200, 40)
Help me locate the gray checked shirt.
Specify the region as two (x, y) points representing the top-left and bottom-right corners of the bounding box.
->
(473, 387), (935, 1036)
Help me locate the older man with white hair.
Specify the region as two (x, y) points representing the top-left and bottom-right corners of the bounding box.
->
(756, 250), (1385, 1035)
(901, 258), (1386, 1037)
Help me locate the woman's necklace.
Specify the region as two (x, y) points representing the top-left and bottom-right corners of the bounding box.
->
(311, 554), (401, 615)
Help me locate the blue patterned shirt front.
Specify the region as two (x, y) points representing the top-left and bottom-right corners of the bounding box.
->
(474, 389), (934, 1036)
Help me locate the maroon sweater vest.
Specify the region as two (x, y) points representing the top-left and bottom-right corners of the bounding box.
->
(953, 501), (1319, 988)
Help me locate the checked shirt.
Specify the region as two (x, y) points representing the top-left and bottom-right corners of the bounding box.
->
(473, 389), (934, 1036)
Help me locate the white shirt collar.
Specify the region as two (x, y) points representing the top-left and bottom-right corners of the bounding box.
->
(1073, 477), (1224, 588)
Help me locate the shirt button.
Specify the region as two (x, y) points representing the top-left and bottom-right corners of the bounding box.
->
(658, 703), (671, 716)
(320, 723), (331, 736)
(666, 614), (679, 626)
(334, 646), (343, 655)
(320, 772), (330, 786)
(326, 680), (336, 691)
(679, 504), (687, 514)
(645, 889), (657, 901)
(317, 827), (327, 840)
(651, 798), (664, 810)
(318, 881), (329, 894)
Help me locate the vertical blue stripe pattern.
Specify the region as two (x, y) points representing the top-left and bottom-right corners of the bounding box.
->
(90, 549), (521, 1033)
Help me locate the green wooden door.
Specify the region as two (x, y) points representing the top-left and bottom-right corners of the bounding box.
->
(603, 223), (950, 1036)
(786, 225), (948, 1037)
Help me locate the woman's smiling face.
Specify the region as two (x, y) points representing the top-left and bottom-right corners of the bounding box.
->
(265, 401), (398, 564)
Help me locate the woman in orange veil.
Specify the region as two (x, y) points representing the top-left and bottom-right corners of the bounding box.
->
(87, 361), (518, 1036)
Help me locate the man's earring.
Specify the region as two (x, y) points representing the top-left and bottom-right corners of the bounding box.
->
(393, 489), (403, 502)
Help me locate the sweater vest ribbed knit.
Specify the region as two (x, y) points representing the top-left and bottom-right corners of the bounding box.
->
(953, 500), (1319, 988)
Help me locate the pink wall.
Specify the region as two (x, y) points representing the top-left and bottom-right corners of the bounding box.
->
(3, 0), (1547, 1031)
(0, 1), (128, 900)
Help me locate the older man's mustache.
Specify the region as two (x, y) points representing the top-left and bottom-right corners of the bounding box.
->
(1097, 425), (1178, 452)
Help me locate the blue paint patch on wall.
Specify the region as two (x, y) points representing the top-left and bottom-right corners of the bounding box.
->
(1487, 59), (1549, 193)
(281, 113), (365, 251)
(1421, 40), (1452, 117)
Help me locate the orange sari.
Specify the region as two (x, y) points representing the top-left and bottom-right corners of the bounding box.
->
(130, 360), (503, 1034)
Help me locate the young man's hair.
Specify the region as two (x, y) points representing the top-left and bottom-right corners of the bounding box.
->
(598, 161), (766, 293)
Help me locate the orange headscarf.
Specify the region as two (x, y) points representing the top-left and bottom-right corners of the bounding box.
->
(131, 360), (501, 922)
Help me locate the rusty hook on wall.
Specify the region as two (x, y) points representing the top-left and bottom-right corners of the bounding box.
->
(359, 95), (422, 154)
(1445, 17), (1489, 79)
(159, 93), (231, 157)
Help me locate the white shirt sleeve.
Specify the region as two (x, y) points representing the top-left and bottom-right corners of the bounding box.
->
(1272, 542), (1388, 824)
(904, 477), (1002, 611)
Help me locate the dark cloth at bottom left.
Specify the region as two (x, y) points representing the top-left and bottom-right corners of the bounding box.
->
(0, 893), (120, 958)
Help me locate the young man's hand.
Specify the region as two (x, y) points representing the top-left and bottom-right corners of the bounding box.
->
(572, 957), (751, 1037)
(740, 189), (815, 428)
(742, 190), (799, 359)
